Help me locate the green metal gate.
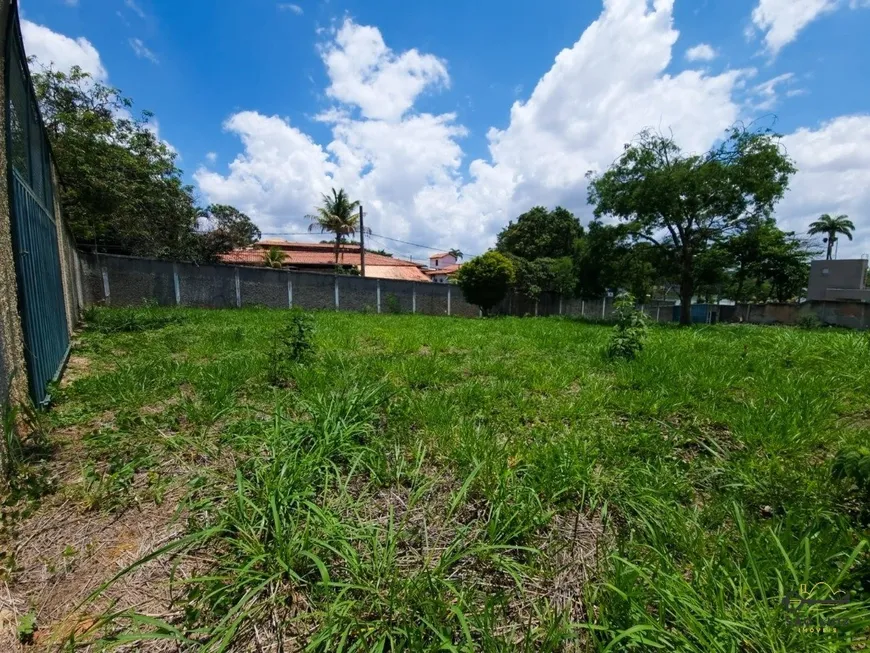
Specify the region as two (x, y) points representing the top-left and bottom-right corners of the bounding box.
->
(5, 2), (70, 405)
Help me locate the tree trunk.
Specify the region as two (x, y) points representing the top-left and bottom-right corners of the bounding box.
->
(826, 234), (834, 260)
(334, 235), (340, 265)
(679, 256), (694, 326)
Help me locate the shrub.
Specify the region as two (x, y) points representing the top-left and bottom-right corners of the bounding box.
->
(385, 293), (401, 314)
(796, 313), (822, 329)
(456, 251), (515, 316)
(606, 293), (648, 360)
(832, 445), (870, 495)
(266, 310), (316, 386)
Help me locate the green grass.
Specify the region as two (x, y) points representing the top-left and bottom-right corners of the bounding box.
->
(30, 308), (870, 650)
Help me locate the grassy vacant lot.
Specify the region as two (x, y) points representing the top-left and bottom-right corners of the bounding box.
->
(2, 307), (869, 651)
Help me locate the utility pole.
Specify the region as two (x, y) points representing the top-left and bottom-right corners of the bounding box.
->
(359, 205), (366, 277)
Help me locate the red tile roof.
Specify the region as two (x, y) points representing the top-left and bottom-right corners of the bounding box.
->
(424, 263), (462, 276)
(219, 241), (431, 282)
(366, 265), (430, 281)
(430, 252), (451, 259)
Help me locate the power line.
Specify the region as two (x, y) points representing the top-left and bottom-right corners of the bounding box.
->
(261, 230), (475, 259)
(368, 232), (453, 254)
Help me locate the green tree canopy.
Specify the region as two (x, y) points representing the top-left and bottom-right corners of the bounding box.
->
(456, 251), (515, 315)
(510, 255), (575, 300)
(197, 204), (262, 263)
(587, 126), (796, 324)
(496, 206), (583, 260)
(721, 220), (812, 302)
(33, 64), (255, 261)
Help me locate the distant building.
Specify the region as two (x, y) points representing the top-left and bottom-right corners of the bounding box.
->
(807, 259), (870, 302)
(424, 251), (462, 284)
(429, 252), (459, 268)
(220, 239), (431, 282)
(424, 264), (461, 284)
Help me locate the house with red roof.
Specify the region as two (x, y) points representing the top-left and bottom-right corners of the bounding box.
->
(424, 252), (462, 284)
(219, 240), (431, 282)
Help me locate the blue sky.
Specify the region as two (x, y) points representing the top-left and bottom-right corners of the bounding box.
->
(21, 0), (870, 260)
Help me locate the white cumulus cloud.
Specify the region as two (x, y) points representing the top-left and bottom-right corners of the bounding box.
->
(197, 0), (753, 257)
(685, 43), (717, 61)
(750, 0), (869, 56)
(319, 19), (449, 122)
(21, 19), (107, 80)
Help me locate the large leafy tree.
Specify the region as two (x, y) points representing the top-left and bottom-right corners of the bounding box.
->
(587, 127), (796, 325)
(572, 221), (669, 300)
(456, 251), (515, 316)
(808, 213), (854, 260)
(510, 256), (573, 301)
(307, 188), (368, 265)
(196, 204), (261, 263)
(496, 206), (583, 260)
(573, 221), (630, 298)
(721, 220), (813, 301)
(33, 65), (199, 258)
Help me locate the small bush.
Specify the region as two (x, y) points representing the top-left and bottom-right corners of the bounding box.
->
(266, 310), (316, 386)
(796, 313), (822, 329)
(833, 445), (870, 494)
(606, 293), (648, 360)
(385, 293), (402, 314)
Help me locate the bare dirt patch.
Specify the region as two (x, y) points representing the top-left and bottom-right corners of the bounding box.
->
(1, 484), (191, 652)
(58, 356), (90, 389)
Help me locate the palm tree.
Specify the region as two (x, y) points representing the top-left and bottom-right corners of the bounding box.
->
(448, 248), (464, 261)
(306, 188), (369, 265)
(263, 246), (286, 269)
(808, 214), (855, 260)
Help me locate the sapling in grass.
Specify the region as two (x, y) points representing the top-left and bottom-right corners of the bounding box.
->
(606, 292), (648, 360)
(266, 309), (316, 386)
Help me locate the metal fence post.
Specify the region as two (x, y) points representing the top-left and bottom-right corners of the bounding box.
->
(173, 264), (180, 305)
(601, 299), (606, 320)
(287, 275), (293, 308)
(559, 296), (563, 315)
(101, 266), (110, 304)
(234, 268), (241, 308)
(412, 285), (416, 314)
(656, 306), (661, 322)
(581, 300), (585, 317)
(447, 286), (451, 316)
(334, 276), (339, 310)
(534, 299), (538, 317)
(376, 279), (381, 314)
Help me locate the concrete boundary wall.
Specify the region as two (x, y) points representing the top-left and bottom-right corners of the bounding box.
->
(79, 253), (870, 328)
(81, 253), (663, 322)
(721, 301), (870, 329)
(81, 253), (484, 318)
